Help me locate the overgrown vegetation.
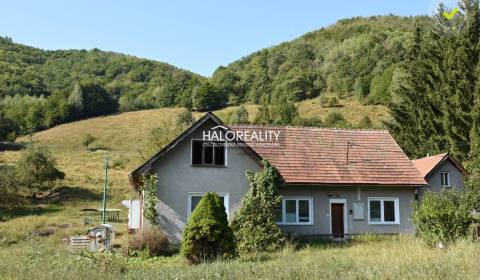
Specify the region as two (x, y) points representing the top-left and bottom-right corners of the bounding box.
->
(127, 226), (171, 257)
(181, 192), (235, 264)
(141, 175), (159, 225)
(413, 190), (472, 246)
(231, 160), (285, 255)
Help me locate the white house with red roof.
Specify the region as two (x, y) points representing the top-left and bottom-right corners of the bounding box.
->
(129, 112), (427, 241)
(412, 153), (466, 195)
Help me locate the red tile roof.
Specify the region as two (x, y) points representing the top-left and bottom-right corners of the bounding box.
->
(411, 153), (447, 178)
(230, 125), (426, 186)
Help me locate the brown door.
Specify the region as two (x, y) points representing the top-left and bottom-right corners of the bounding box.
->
(331, 203), (344, 238)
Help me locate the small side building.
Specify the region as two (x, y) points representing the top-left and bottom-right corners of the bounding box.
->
(412, 153), (466, 195)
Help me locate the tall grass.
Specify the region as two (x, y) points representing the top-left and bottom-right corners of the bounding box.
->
(1, 236), (479, 279)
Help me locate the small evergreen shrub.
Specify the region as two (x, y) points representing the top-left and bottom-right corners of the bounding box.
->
(231, 160), (285, 255)
(413, 190), (472, 246)
(181, 192), (235, 264)
(127, 226), (171, 257)
(229, 105), (249, 124)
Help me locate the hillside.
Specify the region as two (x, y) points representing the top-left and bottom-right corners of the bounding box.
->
(1, 98), (388, 203)
(0, 15), (418, 140)
(211, 15), (427, 105)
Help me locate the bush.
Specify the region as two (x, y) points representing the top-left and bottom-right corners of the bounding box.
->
(181, 192), (235, 264)
(231, 160), (285, 255)
(127, 226), (171, 257)
(413, 190), (472, 246)
(16, 144), (65, 197)
(324, 111), (348, 127)
(176, 110), (194, 128)
(229, 105), (249, 124)
(81, 134), (97, 150)
(319, 96), (340, 108)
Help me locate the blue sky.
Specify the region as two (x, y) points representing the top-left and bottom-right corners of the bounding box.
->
(0, 0), (456, 76)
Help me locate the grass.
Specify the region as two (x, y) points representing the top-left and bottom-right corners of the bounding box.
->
(0, 236), (479, 279)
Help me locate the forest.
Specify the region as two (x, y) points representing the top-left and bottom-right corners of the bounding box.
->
(0, 15), (420, 138)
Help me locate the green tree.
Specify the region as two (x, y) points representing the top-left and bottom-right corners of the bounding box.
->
(254, 96), (272, 125)
(413, 190), (472, 246)
(176, 109), (194, 128)
(270, 95), (299, 125)
(181, 192), (235, 264)
(192, 81), (226, 111)
(0, 165), (21, 206)
(0, 113), (17, 141)
(231, 160), (285, 255)
(229, 105), (249, 124)
(16, 145), (65, 197)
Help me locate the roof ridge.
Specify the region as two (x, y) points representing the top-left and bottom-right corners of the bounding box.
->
(229, 124), (389, 132)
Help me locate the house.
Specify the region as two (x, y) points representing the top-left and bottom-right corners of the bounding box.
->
(129, 112), (427, 241)
(412, 153), (466, 195)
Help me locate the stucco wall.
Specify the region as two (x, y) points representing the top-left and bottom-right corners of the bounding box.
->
(150, 119), (261, 241)
(148, 119), (417, 241)
(278, 186), (416, 236)
(424, 160), (465, 192)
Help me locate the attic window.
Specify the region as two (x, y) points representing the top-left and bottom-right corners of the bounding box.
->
(440, 172), (450, 187)
(192, 140), (226, 166)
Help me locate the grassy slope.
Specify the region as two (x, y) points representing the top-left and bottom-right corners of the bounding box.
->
(2, 97), (389, 208)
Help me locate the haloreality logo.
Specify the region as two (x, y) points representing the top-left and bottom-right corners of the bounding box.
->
(203, 125), (281, 147)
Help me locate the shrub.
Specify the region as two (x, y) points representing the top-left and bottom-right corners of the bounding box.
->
(319, 96), (340, 108)
(413, 190), (472, 246)
(231, 160), (285, 255)
(229, 105), (249, 124)
(141, 175), (159, 225)
(324, 111), (348, 127)
(176, 110), (194, 128)
(181, 192), (235, 264)
(127, 226), (171, 257)
(16, 144), (65, 197)
(81, 134), (97, 150)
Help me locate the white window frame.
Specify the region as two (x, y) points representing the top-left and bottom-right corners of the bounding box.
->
(187, 192), (230, 220)
(276, 196), (313, 225)
(190, 139), (228, 167)
(440, 172), (451, 187)
(367, 197), (400, 225)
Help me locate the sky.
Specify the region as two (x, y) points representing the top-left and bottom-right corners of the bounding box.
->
(0, 0), (458, 76)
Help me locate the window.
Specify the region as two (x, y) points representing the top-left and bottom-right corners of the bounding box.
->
(368, 198), (399, 224)
(275, 197), (313, 225)
(440, 172), (450, 187)
(188, 192), (229, 218)
(192, 141), (226, 166)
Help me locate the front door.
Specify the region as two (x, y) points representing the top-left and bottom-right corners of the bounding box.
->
(331, 203), (344, 238)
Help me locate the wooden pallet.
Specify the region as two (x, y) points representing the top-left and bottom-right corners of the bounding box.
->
(69, 236), (91, 247)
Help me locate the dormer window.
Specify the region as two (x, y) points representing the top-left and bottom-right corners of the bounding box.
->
(192, 140), (226, 166)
